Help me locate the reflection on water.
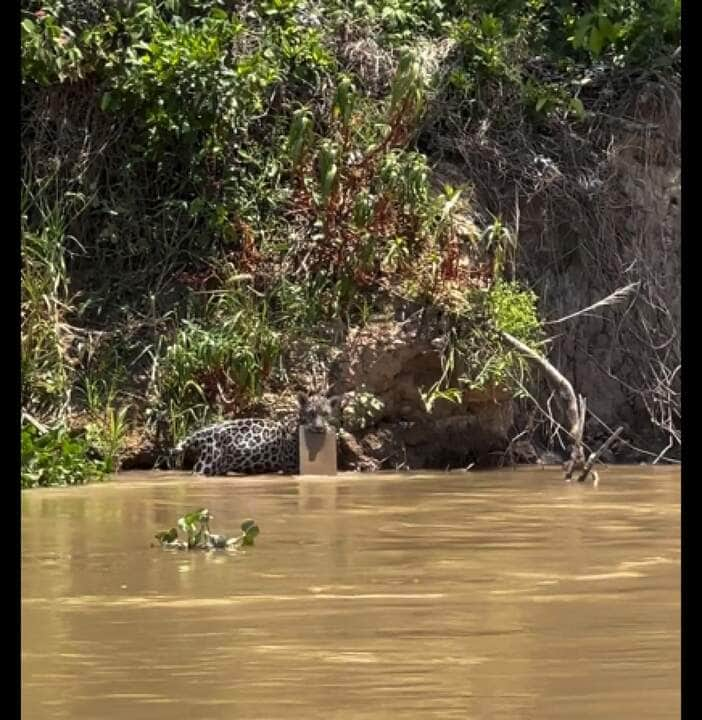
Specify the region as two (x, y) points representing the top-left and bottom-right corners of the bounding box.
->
(22, 467), (680, 719)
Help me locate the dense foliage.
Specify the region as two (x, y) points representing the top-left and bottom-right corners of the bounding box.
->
(21, 425), (106, 488)
(21, 0), (679, 482)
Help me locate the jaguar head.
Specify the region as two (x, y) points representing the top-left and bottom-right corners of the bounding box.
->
(297, 392), (341, 433)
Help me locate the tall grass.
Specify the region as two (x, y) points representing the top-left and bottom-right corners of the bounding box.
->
(21, 174), (81, 419)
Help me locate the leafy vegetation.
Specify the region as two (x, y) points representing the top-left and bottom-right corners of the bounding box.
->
(21, 425), (106, 488)
(154, 508), (260, 550)
(21, 0), (679, 481)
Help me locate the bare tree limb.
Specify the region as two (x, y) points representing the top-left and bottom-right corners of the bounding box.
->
(501, 332), (581, 438)
(501, 331), (587, 479)
(22, 410), (49, 435)
(543, 282), (640, 325)
(575, 426), (623, 483)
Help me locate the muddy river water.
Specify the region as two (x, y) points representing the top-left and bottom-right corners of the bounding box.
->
(22, 467), (680, 719)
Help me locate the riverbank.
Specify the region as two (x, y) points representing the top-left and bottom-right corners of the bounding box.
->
(21, 2), (680, 486)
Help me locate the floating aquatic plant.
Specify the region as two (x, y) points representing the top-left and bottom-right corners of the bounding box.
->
(153, 508), (260, 551)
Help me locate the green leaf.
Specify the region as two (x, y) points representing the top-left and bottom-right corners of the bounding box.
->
(320, 165), (337, 199)
(589, 27), (603, 56)
(241, 519), (256, 533)
(240, 518), (260, 546)
(598, 17), (615, 42)
(100, 93), (112, 112)
(569, 97), (585, 121)
(241, 525), (259, 546)
(572, 15), (591, 49)
(440, 188), (463, 221)
(177, 508), (210, 541)
(155, 528), (178, 543)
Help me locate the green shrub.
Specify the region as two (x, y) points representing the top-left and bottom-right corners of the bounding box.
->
(154, 289), (283, 438)
(22, 425), (106, 488)
(85, 403), (131, 473)
(487, 280), (541, 343)
(565, 0), (680, 64)
(105, 14), (273, 148)
(457, 280), (543, 393)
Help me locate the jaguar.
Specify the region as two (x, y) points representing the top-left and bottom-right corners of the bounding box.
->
(171, 392), (340, 476)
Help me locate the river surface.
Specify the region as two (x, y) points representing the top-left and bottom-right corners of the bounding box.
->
(22, 467), (680, 719)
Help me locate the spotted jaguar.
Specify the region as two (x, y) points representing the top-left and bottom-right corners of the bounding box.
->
(171, 392), (340, 476)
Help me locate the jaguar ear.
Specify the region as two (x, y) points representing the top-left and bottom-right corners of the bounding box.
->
(296, 391), (309, 407)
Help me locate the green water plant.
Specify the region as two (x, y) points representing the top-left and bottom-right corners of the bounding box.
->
(21, 424), (106, 488)
(154, 508), (260, 551)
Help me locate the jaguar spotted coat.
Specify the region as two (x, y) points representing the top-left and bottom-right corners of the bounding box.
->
(172, 393), (339, 476)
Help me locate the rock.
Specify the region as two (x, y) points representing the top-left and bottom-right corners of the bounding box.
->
(120, 442), (159, 470)
(328, 321), (516, 469)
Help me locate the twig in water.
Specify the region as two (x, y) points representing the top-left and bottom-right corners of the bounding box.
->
(575, 426), (623, 484)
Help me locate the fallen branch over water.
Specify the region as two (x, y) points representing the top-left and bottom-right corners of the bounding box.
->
(575, 425), (624, 484)
(502, 279), (647, 478)
(501, 331), (587, 478)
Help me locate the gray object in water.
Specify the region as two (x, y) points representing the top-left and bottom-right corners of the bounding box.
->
(299, 427), (337, 475)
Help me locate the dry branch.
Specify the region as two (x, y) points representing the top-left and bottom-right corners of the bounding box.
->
(22, 410), (49, 435)
(501, 331), (586, 478)
(575, 425), (623, 483)
(501, 332), (581, 438)
(544, 282), (640, 325)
